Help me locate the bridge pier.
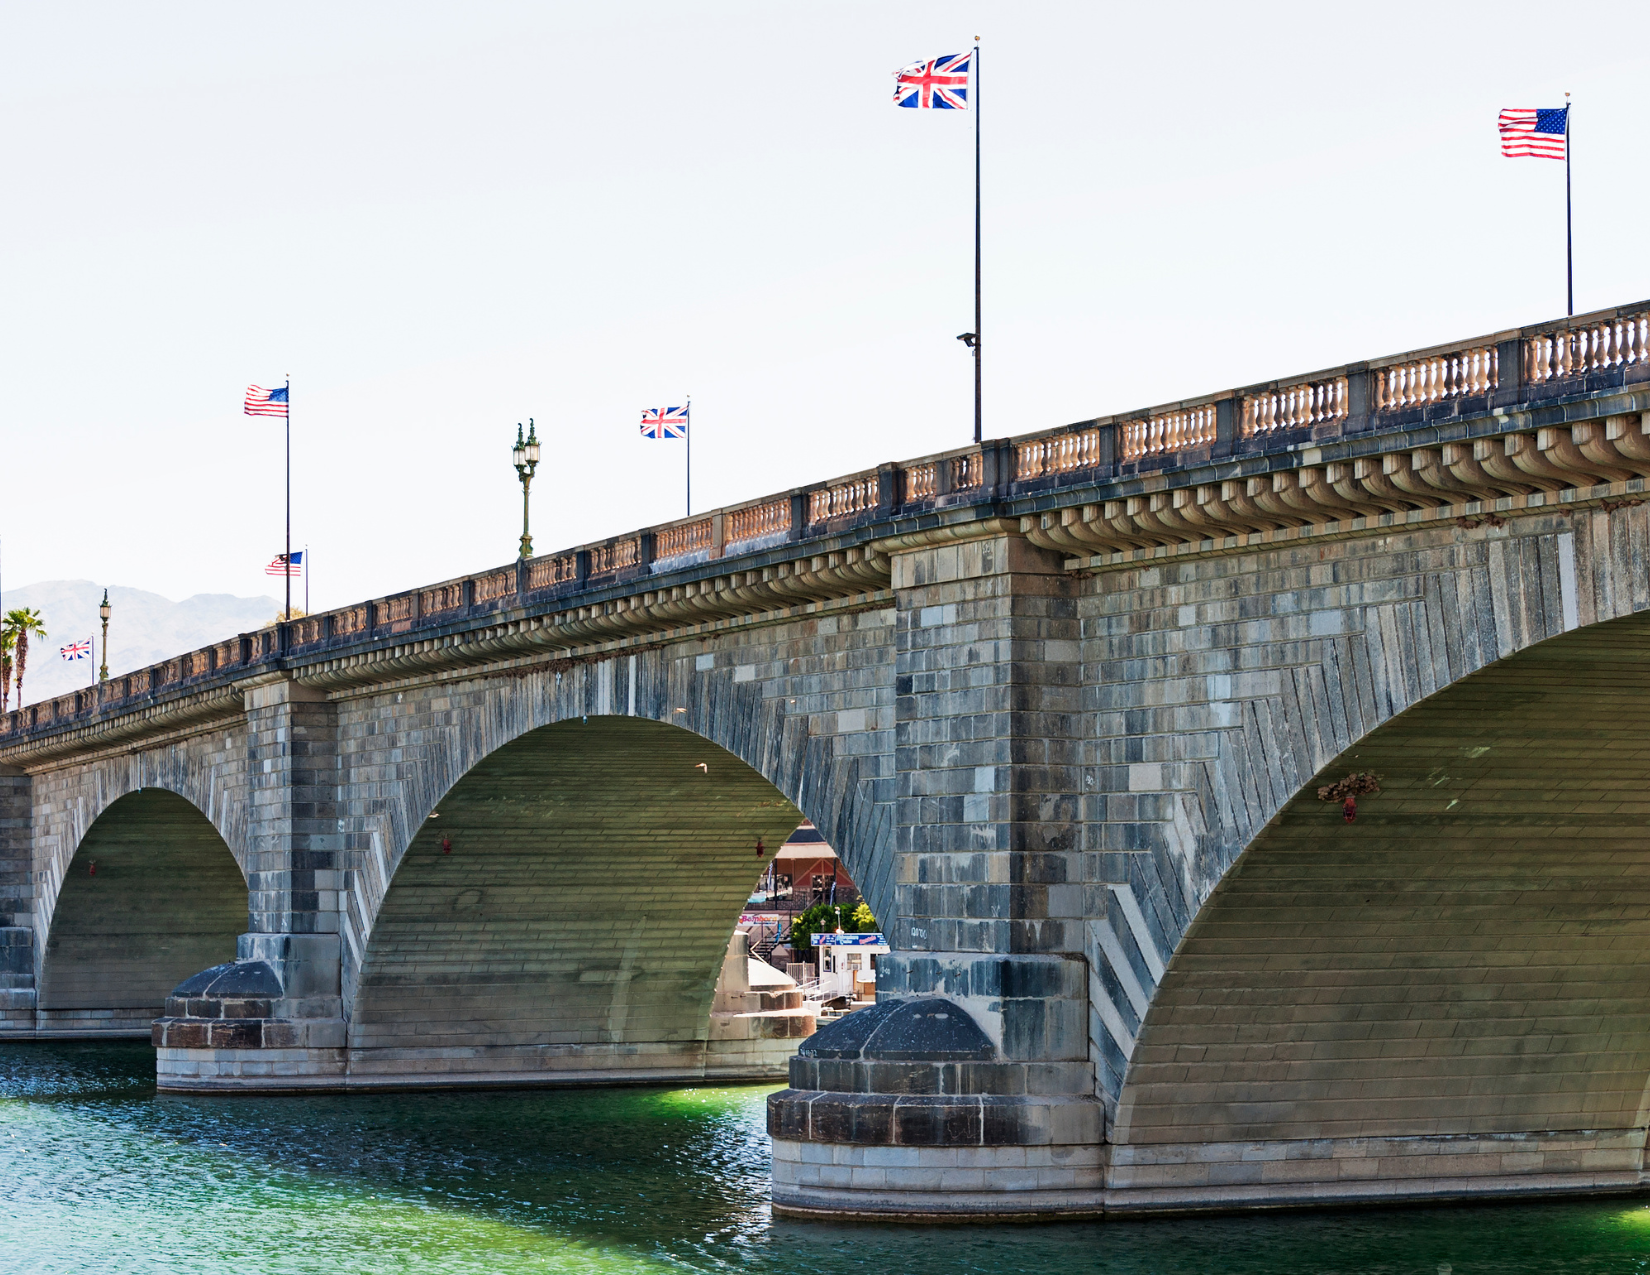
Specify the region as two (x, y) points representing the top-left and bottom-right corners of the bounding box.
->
(770, 530), (1108, 1219)
(154, 678), (347, 1089)
(0, 765), (35, 1032)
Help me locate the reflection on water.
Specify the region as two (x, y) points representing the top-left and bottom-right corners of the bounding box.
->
(4, 1042), (1650, 1273)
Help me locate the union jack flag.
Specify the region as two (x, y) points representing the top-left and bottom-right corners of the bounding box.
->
(60, 639), (92, 661)
(893, 52), (970, 110)
(640, 406), (688, 439)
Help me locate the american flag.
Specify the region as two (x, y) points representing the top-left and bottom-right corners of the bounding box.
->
(59, 639), (92, 661)
(245, 384), (289, 417)
(893, 52), (970, 110)
(265, 551), (304, 577)
(1499, 107), (1568, 160)
(640, 406), (688, 439)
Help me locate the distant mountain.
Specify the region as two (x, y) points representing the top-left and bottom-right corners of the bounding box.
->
(3, 581), (279, 708)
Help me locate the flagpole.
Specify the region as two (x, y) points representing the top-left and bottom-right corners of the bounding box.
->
(285, 376), (292, 623)
(972, 39), (982, 446)
(686, 397), (692, 517)
(305, 543), (310, 616)
(1565, 93), (1573, 317)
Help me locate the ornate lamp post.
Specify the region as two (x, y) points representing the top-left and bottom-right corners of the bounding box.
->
(98, 589), (110, 684)
(512, 419), (541, 559)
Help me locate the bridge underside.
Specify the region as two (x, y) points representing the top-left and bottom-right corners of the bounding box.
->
(36, 789), (245, 1037)
(1111, 616), (1650, 1211)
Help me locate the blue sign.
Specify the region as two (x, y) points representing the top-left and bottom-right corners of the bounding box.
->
(811, 932), (886, 946)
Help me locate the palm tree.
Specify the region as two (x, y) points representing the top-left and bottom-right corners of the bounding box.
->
(0, 629), (12, 713)
(3, 609), (47, 709)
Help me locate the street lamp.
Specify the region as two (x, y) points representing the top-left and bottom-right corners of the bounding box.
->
(512, 419), (541, 559)
(98, 589), (110, 684)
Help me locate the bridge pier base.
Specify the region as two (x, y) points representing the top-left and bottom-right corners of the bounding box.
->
(0, 927), (35, 1031)
(152, 932), (346, 1090)
(769, 982), (1106, 1220)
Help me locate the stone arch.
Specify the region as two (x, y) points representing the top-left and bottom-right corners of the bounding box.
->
(38, 787), (248, 1034)
(31, 741), (250, 942)
(343, 714), (824, 1084)
(338, 644), (894, 1007)
(1106, 608), (1650, 1203)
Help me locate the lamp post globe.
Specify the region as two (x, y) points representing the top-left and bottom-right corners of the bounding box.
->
(513, 418), (541, 560)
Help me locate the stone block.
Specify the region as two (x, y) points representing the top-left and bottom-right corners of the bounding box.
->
(859, 1144), (923, 1168)
(208, 1021), (262, 1049)
(159, 1019), (207, 1049)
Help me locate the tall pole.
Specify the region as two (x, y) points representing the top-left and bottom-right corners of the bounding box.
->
(520, 469), (532, 557)
(972, 41), (982, 445)
(1565, 94), (1573, 317)
(284, 375), (292, 622)
(686, 398), (692, 516)
(98, 589), (109, 685)
(520, 457), (532, 558)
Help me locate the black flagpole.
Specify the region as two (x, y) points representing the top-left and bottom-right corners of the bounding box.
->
(1565, 94), (1573, 317)
(285, 375), (292, 623)
(973, 40), (982, 445)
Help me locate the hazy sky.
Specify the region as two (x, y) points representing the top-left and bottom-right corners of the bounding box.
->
(3, 2), (1648, 618)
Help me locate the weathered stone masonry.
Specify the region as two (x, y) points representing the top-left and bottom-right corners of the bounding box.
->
(6, 300), (1650, 1219)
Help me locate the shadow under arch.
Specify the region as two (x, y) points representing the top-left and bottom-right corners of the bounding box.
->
(1110, 609), (1650, 1204)
(346, 715), (812, 1085)
(40, 787), (247, 1036)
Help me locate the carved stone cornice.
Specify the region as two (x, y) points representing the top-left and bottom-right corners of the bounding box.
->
(0, 684), (247, 771)
(870, 517), (1022, 554)
(289, 546), (891, 691)
(1027, 418), (1650, 568)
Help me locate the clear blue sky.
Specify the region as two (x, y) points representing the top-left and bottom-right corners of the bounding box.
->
(3, 2), (1646, 610)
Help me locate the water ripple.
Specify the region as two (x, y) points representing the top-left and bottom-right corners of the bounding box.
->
(3, 1042), (1648, 1274)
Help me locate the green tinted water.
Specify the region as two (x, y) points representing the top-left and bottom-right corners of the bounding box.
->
(5, 1043), (1650, 1274)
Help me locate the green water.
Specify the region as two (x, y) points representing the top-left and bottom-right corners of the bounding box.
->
(5, 1043), (1650, 1273)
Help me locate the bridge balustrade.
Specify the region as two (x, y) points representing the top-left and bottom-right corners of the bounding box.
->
(1527, 311), (1650, 383)
(1244, 376), (1348, 437)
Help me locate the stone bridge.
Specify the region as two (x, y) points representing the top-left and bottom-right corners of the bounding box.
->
(5, 300), (1650, 1219)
